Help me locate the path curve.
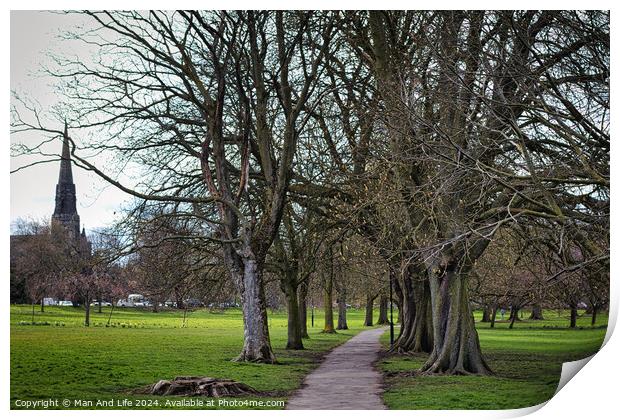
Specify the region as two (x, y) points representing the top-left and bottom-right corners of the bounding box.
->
(286, 327), (389, 410)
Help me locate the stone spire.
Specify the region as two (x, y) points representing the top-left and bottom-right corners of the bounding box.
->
(52, 122), (80, 239)
(58, 120), (74, 184)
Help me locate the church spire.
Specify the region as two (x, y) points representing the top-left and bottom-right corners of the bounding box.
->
(58, 120), (74, 184)
(52, 122), (80, 238)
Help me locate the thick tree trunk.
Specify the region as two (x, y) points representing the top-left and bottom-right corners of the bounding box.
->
(570, 304), (578, 328)
(529, 303), (544, 320)
(591, 306), (598, 325)
(392, 274), (433, 354)
(298, 281), (309, 338)
(420, 270), (492, 375)
(40, 299), (45, 313)
(364, 294), (375, 327)
(490, 305), (497, 328)
(234, 258), (276, 363)
(281, 275), (303, 350)
(337, 287), (348, 330)
(481, 305), (491, 322)
(377, 294), (389, 324)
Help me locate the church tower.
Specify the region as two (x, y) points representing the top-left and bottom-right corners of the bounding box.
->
(51, 122), (81, 240)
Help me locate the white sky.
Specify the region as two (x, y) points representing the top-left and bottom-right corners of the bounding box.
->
(10, 11), (131, 233)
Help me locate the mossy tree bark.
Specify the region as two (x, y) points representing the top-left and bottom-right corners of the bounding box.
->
(420, 267), (492, 375)
(281, 271), (304, 350)
(391, 267), (433, 354)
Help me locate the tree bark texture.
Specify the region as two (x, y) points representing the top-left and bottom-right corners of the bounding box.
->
(529, 303), (544, 320)
(364, 294), (375, 327)
(377, 294), (389, 324)
(420, 269), (492, 375)
(391, 271), (433, 354)
(232, 256), (276, 363)
(337, 286), (348, 330)
(281, 273), (304, 350)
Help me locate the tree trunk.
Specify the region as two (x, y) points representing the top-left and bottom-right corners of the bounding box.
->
(298, 281), (309, 338)
(107, 304), (115, 326)
(364, 294), (375, 327)
(392, 272), (433, 354)
(508, 307), (520, 329)
(420, 269), (491, 375)
(234, 257), (276, 363)
(84, 298), (91, 327)
(481, 305), (491, 322)
(570, 304), (578, 328)
(337, 286), (348, 330)
(591, 306), (598, 325)
(377, 294), (389, 324)
(98, 297), (103, 314)
(529, 303), (544, 320)
(322, 273), (336, 333)
(508, 306), (521, 322)
(281, 275), (303, 350)
(40, 299), (45, 313)
(490, 305), (497, 328)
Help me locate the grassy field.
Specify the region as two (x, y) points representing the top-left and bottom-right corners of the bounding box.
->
(11, 305), (608, 410)
(379, 310), (608, 410)
(10, 305), (370, 409)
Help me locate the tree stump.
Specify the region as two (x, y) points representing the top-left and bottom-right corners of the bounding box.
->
(148, 376), (257, 397)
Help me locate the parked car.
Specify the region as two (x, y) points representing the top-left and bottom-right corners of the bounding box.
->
(43, 297), (57, 306)
(184, 298), (204, 308)
(117, 299), (135, 307)
(58, 300), (73, 306)
(90, 301), (112, 307)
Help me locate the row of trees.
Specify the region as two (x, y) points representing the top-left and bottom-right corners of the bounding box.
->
(12, 10), (609, 374)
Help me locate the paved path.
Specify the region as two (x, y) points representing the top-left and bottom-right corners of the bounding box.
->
(286, 327), (389, 410)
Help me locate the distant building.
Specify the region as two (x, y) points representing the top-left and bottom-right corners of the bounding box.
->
(10, 123), (92, 303)
(51, 123), (91, 256)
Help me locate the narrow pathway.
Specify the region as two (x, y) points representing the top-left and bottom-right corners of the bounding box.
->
(286, 326), (389, 410)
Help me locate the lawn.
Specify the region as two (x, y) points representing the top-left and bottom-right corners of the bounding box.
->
(379, 310), (608, 410)
(10, 305), (370, 409)
(11, 305), (608, 410)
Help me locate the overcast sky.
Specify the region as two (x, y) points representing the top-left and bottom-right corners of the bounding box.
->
(10, 11), (131, 233)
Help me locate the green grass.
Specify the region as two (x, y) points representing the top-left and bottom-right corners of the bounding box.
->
(10, 305), (370, 409)
(379, 310), (608, 410)
(11, 305), (609, 410)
